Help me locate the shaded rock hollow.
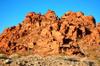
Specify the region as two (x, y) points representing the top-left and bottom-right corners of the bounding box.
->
(0, 10), (100, 58)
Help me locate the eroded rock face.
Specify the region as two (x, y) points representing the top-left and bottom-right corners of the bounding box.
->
(0, 10), (100, 58)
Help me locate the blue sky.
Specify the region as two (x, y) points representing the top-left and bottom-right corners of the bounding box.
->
(0, 0), (100, 33)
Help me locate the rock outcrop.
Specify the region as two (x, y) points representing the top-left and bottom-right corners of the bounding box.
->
(0, 10), (100, 59)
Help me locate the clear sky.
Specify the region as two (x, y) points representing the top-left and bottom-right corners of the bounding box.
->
(0, 0), (100, 33)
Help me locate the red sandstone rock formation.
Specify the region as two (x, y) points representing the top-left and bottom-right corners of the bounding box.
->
(0, 10), (100, 58)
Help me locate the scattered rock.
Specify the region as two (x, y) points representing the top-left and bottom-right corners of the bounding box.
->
(8, 55), (98, 66)
(3, 59), (12, 64)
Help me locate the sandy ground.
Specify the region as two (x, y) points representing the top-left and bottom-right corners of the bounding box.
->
(0, 54), (99, 66)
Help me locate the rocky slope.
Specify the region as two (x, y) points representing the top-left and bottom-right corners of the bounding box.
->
(0, 10), (100, 65)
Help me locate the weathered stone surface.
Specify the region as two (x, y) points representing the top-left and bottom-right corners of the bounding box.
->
(0, 10), (99, 60)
